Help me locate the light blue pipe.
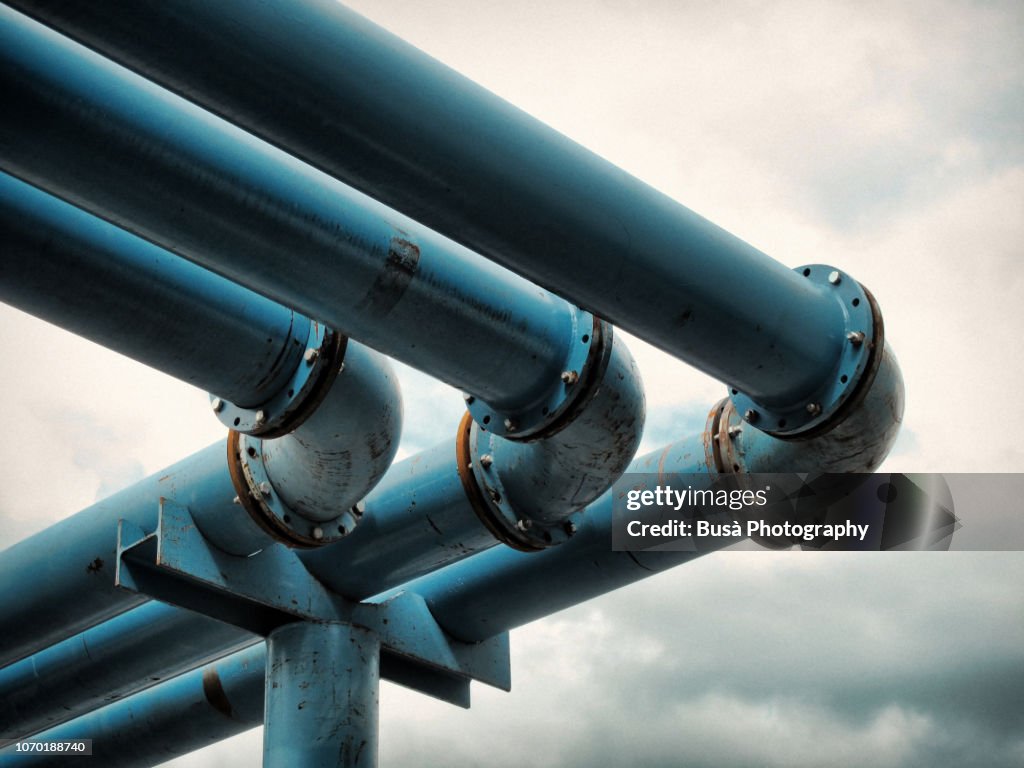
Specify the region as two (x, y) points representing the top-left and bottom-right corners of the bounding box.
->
(4, 331), (904, 760)
(0, 645), (265, 768)
(0, 602), (256, 739)
(0, 442), (232, 669)
(5, 0), (871, 434)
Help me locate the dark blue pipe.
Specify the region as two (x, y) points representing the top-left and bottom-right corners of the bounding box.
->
(0, 172), (304, 409)
(0, 6), (585, 424)
(5, 0), (852, 415)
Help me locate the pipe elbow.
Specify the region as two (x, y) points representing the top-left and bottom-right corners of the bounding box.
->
(460, 323), (645, 550)
(715, 340), (904, 473)
(201, 338), (402, 554)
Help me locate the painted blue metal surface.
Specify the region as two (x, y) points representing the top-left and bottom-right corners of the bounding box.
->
(0, 441), (234, 668)
(0, 645), (266, 768)
(0, 171), (305, 409)
(0, 7), (595, 436)
(467, 326), (646, 549)
(264, 623), (379, 768)
(0, 602), (256, 740)
(4, 0), (869, 431)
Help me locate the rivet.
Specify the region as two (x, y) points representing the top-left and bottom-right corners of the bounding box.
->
(828, 271), (842, 285)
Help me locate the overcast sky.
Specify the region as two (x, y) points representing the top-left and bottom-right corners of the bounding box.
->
(1, 0), (1022, 766)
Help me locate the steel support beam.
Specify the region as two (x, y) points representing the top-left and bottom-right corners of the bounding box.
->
(7, 0), (871, 433)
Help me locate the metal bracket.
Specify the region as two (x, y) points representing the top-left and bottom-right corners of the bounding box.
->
(115, 500), (511, 708)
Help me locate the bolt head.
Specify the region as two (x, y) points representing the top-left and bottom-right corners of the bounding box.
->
(462, 392), (475, 405)
(311, 526), (324, 541)
(846, 330), (865, 346)
(254, 409), (267, 426)
(480, 453), (493, 469)
(515, 519), (533, 531)
(303, 347), (319, 364)
(258, 481), (272, 496)
(352, 501), (366, 517)
(805, 402), (822, 416)
(564, 520), (577, 535)
(560, 370), (579, 385)
(504, 418), (516, 432)
(744, 409), (759, 423)
(211, 397), (224, 413)
(727, 425), (743, 438)
(828, 270), (842, 285)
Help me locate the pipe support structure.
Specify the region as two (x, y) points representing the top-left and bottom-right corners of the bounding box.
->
(0, 327), (902, 740)
(6, 0), (879, 435)
(0, 6), (610, 441)
(264, 623), (379, 768)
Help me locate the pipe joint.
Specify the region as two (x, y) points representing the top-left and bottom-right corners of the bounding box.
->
(715, 294), (903, 474)
(458, 326), (645, 550)
(207, 342), (402, 552)
(729, 265), (877, 437)
(208, 320), (346, 438)
(464, 306), (599, 440)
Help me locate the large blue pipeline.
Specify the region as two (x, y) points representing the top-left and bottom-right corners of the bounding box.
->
(0, 2), (906, 766)
(5, 0), (872, 437)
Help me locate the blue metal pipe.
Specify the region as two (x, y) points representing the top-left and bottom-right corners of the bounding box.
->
(0, 6), (596, 435)
(4, 0), (863, 429)
(0, 645), (265, 768)
(0, 171), (305, 409)
(264, 623), (379, 767)
(4, 334), (903, 755)
(0, 326), (900, 731)
(0, 442), (233, 668)
(0, 602), (256, 739)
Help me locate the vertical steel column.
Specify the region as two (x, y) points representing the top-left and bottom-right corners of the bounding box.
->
(264, 623), (379, 768)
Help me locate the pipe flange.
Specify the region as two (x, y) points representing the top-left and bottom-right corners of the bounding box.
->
(227, 430), (359, 548)
(210, 320), (347, 438)
(454, 413), (578, 551)
(464, 307), (599, 441)
(728, 265), (877, 437)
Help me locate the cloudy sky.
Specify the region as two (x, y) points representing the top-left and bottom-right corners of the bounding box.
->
(1, 0), (1022, 766)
